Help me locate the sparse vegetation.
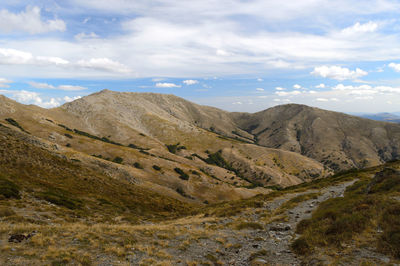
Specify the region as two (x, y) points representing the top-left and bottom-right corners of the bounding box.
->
(174, 168), (189, 180)
(36, 189), (83, 210)
(292, 167), (400, 258)
(112, 156), (124, 164)
(133, 162), (144, 169)
(0, 176), (20, 199)
(166, 143), (186, 154)
(5, 118), (29, 133)
(235, 222), (263, 230)
(57, 124), (73, 132)
(153, 165), (161, 171)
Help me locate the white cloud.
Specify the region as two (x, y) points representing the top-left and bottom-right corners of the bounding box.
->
(232, 101), (243, 105)
(275, 87), (286, 91)
(388, 62), (400, 72)
(77, 58), (131, 73)
(341, 21), (378, 35)
(316, 98), (329, 102)
(0, 78), (12, 88)
(0, 6), (66, 34)
(311, 66), (368, 80)
(7, 90), (59, 108)
(183, 79), (198, 85)
(36, 56), (69, 66)
(1, 2), (400, 80)
(355, 96), (374, 100)
(332, 83), (400, 95)
(28, 81), (55, 89)
(257, 78), (263, 82)
(74, 32), (99, 40)
(316, 97), (338, 102)
(315, 83), (325, 88)
(275, 90), (302, 96)
(0, 48), (70, 67)
(155, 82), (181, 88)
(28, 82), (87, 91)
(57, 85), (88, 91)
(293, 84), (302, 89)
(0, 48), (33, 65)
(256, 88), (264, 91)
(63, 96), (82, 102)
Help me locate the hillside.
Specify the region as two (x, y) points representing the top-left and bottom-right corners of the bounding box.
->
(0, 93), (328, 205)
(1, 91), (400, 265)
(1, 128), (398, 264)
(232, 104), (400, 171)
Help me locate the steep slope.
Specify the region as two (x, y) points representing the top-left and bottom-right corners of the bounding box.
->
(59, 89), (252, 140)
(0, 123), (193, 223)
(0, 93), (327, 205)
(232, 104), (400, 171)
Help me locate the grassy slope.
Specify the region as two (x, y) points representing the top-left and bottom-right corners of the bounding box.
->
(292, 161), (400, 261)
(0, 124), (193, 224)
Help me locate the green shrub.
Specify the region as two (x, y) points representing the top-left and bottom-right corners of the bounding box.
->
(153, 165), (161, 171)
(174, 168), (189, 180)
(133, 162), (144, 169)
(58, 124), (73, 132)
(36, 189), (82, 210)
(0, 177), (20, 199)
(291, 237), (312, 255)
(113, 157), (124, 164)
(166, 143), (186, 154)
(64, 133), (73, 139)
(5, 118), (29, 133)
(378, 202), (400, 258)
(128, 143), (140, 149)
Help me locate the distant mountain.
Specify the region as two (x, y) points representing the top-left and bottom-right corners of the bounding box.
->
(232, 104), (400, 171)
(360, 112), (400, 123)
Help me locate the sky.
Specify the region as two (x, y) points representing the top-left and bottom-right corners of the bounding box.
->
(0, 1), (400, 113)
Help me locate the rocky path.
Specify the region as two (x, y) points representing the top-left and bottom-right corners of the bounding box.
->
(158, 180), (358, 266)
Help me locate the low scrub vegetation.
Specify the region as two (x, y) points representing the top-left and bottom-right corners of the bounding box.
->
(36, 189), (83, 210)
(153, 165), (161, 171)
(112, 157), (124, 164)
(133, 162), (144, 169)
(166, 143), (186, 154)
(0, 175), (20, 199)
(5, 118), (29, 134)
(174, 168), (189, 180)
(292, 166), (400, 258)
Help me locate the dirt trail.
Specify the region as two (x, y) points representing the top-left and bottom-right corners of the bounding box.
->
(124, 180), (358, 265)
(222, 180), (357, 265)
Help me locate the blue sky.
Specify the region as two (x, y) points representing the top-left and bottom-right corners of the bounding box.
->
(1, 1), (400, 113)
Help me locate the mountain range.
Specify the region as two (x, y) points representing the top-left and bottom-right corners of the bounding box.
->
(359, 112), (400, 123)
(0, 90), (399, 204)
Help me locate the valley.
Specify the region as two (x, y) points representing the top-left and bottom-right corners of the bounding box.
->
(0, 91), (400, 265)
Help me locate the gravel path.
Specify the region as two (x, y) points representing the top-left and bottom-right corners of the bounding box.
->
(141, 179), (358, 266)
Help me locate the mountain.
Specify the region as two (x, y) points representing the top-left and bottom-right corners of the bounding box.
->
(360, 112), (400, 123)
(232, 104), (400, 171)
(1, 90), (400, 202)
(1, 91), (400, 265)
(0, 92), (327, 205)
